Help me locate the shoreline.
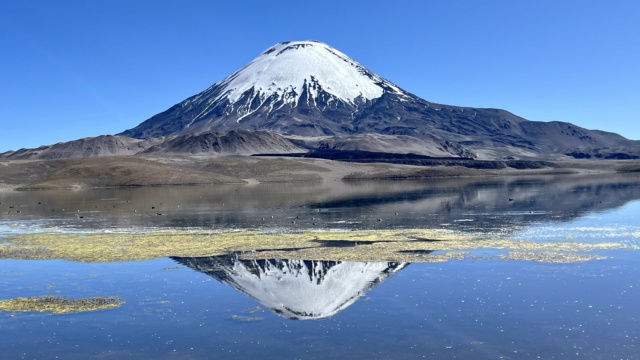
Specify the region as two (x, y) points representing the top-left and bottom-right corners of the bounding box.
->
(0, 155), (638, 191)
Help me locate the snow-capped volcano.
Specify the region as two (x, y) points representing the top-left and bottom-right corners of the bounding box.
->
(173, 255), (407, 320)
(213, 40), (405, 110)
(117, 40), (640, 160)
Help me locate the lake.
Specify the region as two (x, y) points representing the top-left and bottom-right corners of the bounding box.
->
(1, 174), (640, 359)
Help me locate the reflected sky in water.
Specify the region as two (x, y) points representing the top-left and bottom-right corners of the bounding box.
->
(1, 174), (640, 358)
(2, 251), (639, 359)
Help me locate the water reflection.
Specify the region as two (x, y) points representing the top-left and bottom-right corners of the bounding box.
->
(1, 174), (640, 234)
(172, 255), (408, 320)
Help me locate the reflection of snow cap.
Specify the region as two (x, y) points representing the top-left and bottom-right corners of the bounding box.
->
(174, 256), (407, 320)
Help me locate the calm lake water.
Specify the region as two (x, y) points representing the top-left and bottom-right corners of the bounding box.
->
(1, 174), (640, 359)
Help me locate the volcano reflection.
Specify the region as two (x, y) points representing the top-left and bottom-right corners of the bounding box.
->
(172, 255), (409, 320)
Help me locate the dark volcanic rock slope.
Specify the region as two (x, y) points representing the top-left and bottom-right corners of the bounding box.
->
(120, 40), (639, 160)
(142, 130), (305, 155)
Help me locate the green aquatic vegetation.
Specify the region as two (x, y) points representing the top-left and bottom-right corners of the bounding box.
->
(0, 229), (627, 263)
(0, 296), (124, 314)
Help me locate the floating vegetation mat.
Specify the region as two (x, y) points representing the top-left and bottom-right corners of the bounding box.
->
(0, 229), (631, 264)
(0, 296), (124, 314)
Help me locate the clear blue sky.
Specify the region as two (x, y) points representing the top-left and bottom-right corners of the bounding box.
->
(1, 0), (639, 152)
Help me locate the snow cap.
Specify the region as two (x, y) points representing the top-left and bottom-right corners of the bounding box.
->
(214, 40), (405, 106)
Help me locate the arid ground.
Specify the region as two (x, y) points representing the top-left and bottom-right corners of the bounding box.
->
(0, 155), (639, 191)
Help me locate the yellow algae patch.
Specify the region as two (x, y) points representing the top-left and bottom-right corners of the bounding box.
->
(0, 229), (452, 262)
(0, 296), (124, 314)
(0, 229), (628, 263)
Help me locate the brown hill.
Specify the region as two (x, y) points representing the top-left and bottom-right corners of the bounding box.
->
(0, 135), (159, 160)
